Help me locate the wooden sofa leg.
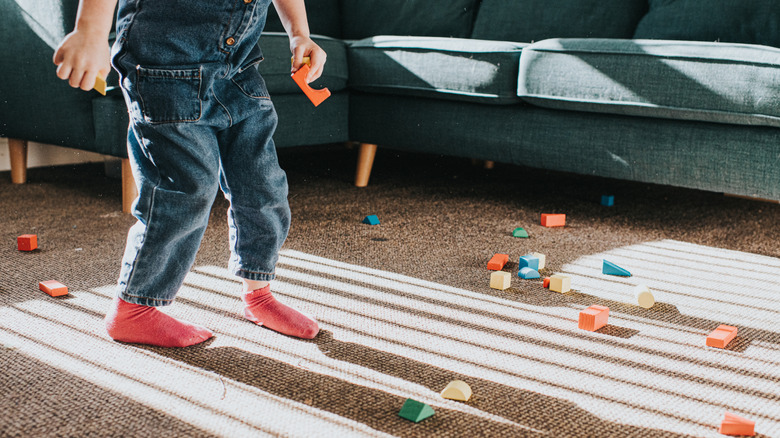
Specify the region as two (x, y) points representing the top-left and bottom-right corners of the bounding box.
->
(355, 143), (377, 187)
(9, 138), (28, 184)
(121, 158), (138, 214)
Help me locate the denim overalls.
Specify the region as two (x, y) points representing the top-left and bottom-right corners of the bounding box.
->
(111, 0), (290, 306)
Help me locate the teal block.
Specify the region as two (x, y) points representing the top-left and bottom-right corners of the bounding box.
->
(518, 267), (540, 279)
(512, 227), (529, 238)
(603, 259), (631, 276)
(519, 254), (539, 270)
(601, 195), (615, 207)
(362, 214), (380, 225)
(398, 398), (435, 423)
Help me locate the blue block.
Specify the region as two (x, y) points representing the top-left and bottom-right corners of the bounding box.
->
(601, 195), (615, 207)
(518, 267), (540, 279)
(362, 214), (380, 225)
(518, 254), (539, 271)
(603, 259), (631, 276)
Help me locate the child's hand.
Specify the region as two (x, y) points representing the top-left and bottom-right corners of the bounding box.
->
(53, 30), (111, 92)
(290, 36), (326, 83)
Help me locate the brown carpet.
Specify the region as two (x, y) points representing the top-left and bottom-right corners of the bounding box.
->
(1, 144), (779, 437)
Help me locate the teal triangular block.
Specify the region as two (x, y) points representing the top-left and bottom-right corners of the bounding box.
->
(362, 214), (380, 225)
(603, 259), (631, 276)
(399, 398), (435, 423)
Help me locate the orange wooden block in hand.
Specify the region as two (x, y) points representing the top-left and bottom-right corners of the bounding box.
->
(706, 324), (738, 348)
(578, 305), (609, 331)
(17, 234), (38, 251)
(541, 213), (566, 227)
(291, 64), (331, 107)
(487, 253), (509, 270)
(39, 280), (68, 297)
(719, 412), (755, 436)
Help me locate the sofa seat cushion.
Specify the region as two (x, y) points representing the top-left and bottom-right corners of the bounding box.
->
(518, 38), (780, 127)
(257, 33), (348, 95)
(348, 36), (528, 104)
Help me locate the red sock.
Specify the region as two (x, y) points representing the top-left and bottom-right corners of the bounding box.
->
(242, 286), (319, 339)
(105, 298), (213, 347)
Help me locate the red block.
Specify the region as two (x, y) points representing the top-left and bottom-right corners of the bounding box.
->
(719, 412), (755, 436)
(487, 253), (509, 271)
(707, 324), (738, 349)
(291, 64), (331, 107)
(541, 214), (566, 227)
(578, 305), (609, 331)
(39, 280), (68, 297)
(17, 234), (38, 251)
(543, 277), (550, 288)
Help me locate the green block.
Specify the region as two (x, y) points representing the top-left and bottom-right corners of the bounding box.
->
(398, 398), (435, 423)
(512, 227), (529, 238)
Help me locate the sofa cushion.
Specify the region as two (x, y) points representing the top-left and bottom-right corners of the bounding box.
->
(634, 0), (780, 47)
(340, 0), (479, 40)
(472, 0), (648, 43)
(264, 0), (342, 38)
(258, 33), (348, 95)
(347, 36), (527, 104)
(517, 38), (780, 128)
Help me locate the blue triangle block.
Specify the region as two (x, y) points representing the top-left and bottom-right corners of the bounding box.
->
(362, 214), (380, 225)
(603, 259), (631, 276)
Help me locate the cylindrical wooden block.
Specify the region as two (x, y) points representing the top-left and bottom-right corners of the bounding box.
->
(634, 284), (655, 309)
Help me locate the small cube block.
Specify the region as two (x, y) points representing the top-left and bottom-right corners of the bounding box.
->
(490, 271), (512, 290)
(541, 213), (565, 227)
(362, 214), (380, 225)
(93, 75), (107, 95)
(548, 274), (571, 293)
(719, 412), (755, 436)
(706, 324), (738, 349)
(634, 284), (655, 309)
(39, 280), (68, 297)
(398, 398), (435, 423)
(578, 305), (609, 331)
(531, 252), (546, 270)
(518, 267), (540, 279)
(543, 277), (550, 288)
(601, 195), (615, 207)
(487, 253), (509, 271)
(518, 254), (539, 270)
(17, 234), (38, 251)
(512, 227), (529, 238)
(440, 380), (472, 402)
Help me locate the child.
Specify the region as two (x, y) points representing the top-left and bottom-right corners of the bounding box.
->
(53, 0), (325, 346)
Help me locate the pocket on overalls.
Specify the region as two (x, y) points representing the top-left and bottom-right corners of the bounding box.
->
(136, 66), (202, 123)
(232, 58), (271, 99)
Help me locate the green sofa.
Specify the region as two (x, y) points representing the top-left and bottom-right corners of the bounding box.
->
(3, 0), (779, 207)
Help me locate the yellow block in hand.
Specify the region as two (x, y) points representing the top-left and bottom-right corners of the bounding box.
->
(93, 75), (106, 95)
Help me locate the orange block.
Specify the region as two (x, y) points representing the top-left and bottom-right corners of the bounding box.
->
(39, 280), (68, 297)
(17, 234), (38, 251)
(291, 64), (331, 107)
(578, 305), (609, 331)
(541, 213), (565, 227)
(543, 277), (550, 288)
(487, 253), (509, 271)
(719, 412), (755, 436)
(706, 324), (738, 348)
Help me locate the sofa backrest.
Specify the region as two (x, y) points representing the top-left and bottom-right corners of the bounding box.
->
(471, 0), (648, 42)
(265, 0), (342, 38)
(633, 0), (780, 48)
(339, 0), (480, 40)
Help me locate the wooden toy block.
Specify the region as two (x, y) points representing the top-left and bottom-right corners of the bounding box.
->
(291, 56), (312, 68)
(93, 75), (106, 95)
(603, 259), (632, 276)
(291, 64), (331, 107)
(398, 398), (435, 423)
(548, 274), (571, 293)
(512, 227), (529, 238)
(440, 380), (472, 402)
(518, 267), (540, 279)
(706, 324), (738, 349)
(634, 284), (655, 309)
(362, 214), (380, 225)
(719, 412), (755, 436)
(490, 271), (511, 290)
(543, 277), (550, 288)
(17, 234), (38, 251)
(487, 253), (509, 271)
(518, 254), (539, 270)
(601, 195), (614, 207)
(531, 252), (546, 270)
(578, 305), (609, 331)
(541, 213), (565, 227)
(39, 280), (68, 297)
